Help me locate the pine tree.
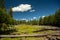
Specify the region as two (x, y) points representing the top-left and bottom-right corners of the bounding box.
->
(9, 7), (13, 18)
(55, 9), (60, 26)
(0, 0), (5, 9)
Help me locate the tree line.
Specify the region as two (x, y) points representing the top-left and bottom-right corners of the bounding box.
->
(39, 9), (60, 27)
(12, 9), (60, 27)
(18, 9), (60, 27)
(28, 9), (60, 27)
(16, 9), (60, 27)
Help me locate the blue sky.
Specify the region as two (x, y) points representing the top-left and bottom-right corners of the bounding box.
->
(5, 0), (60, 20)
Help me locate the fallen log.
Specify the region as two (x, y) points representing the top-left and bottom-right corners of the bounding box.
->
(0, 34), (60, 38)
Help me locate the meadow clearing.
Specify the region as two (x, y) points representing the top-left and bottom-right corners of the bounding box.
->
(0, 24), (56, 40)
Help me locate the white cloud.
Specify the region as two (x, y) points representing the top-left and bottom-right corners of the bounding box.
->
(30, 10), (35, 12)
(42, 16), (45, 18)
(30, 17), (37, 20)
(33, 17), (37, 19)
(31, 19), (33, 20)
(12, 4), (32, 12)
(42, 16), (45, 19)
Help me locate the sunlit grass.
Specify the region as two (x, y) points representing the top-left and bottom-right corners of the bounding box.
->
(10, 24), (53, 35)
(1, 24), (54, 40)
(11, 24), (43, 34)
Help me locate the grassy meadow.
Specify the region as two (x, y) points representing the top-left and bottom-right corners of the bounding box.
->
(10, 24), (53, 35)
(0, 24), (57, 40)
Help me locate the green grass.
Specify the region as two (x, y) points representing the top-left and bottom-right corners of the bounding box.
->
(10, 24), (53, 35)
(1, 24), (54, 40)
(11, 24), (43, 34)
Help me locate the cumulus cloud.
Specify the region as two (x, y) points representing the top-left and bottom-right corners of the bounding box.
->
(12, 4), (32, 12)
(30, 10), (35, 12)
